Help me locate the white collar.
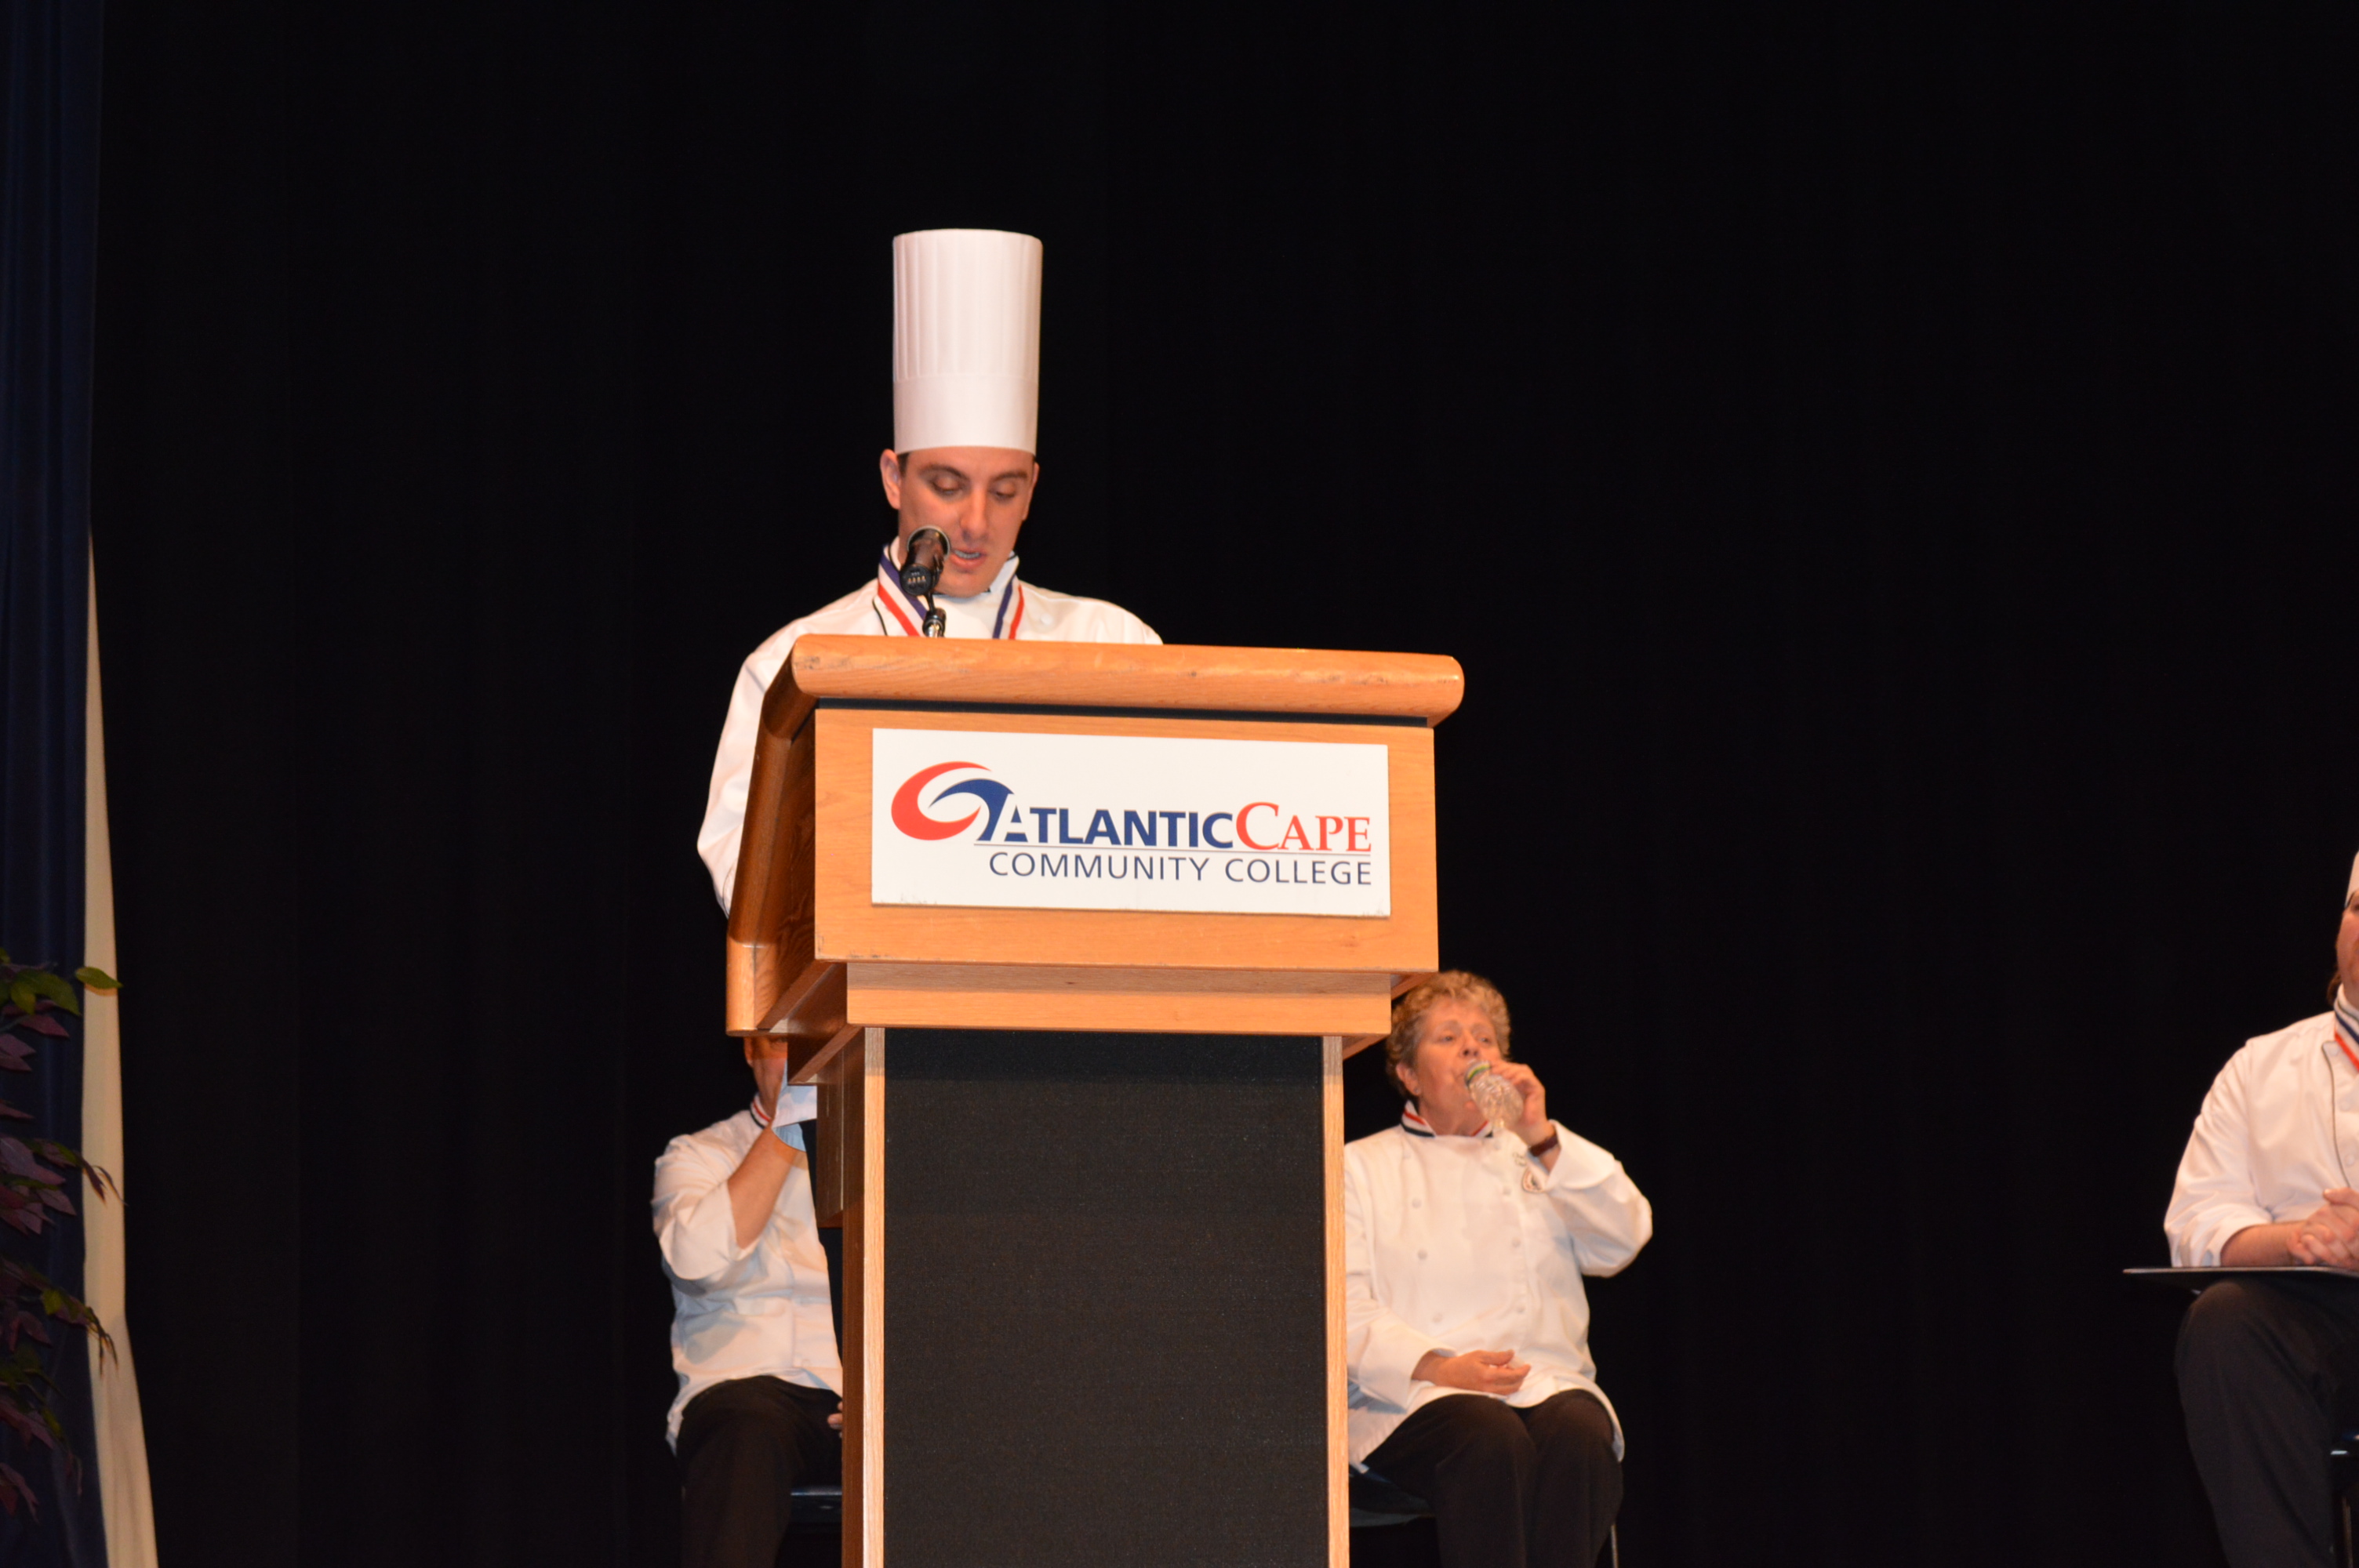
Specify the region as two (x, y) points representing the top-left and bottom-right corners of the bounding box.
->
(1401, 1103), (1492, 1140)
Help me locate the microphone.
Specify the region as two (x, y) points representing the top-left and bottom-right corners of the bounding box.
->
(900, 528), (947, 597)
(899, 528), (950, 638)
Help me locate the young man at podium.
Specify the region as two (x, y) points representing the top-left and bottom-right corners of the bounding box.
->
(1345, 972), (1652, 1568)
(667, 229), (1158, 1566)
(2169, 853), (2359, 1568)
(696, 227), (1159, 912)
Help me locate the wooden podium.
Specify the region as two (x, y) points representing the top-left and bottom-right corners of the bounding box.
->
(725, 635), (1463, 1568)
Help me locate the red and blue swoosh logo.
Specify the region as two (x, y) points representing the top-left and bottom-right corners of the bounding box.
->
(889, 760), (1373, 855)
(890, 762), (1015, 841)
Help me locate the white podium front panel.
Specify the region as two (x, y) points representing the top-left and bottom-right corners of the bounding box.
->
(868, 727), (1392, 917)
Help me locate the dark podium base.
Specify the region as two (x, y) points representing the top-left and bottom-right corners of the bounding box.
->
(881, 1029), (1329, 1568)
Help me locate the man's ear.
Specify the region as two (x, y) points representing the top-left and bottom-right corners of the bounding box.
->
(1010, 458), (1041, 526)
(879, 448), (905, 510)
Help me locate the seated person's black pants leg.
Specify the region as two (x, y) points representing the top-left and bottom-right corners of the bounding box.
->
(1362, 1389), (1621, 1568)
(2178, 1278), (2359, 1568)
(676, 1376), (842, 1568)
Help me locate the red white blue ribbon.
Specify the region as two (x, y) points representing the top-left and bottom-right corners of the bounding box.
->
(873, 544), (1023, 639)
(1400, 1105), (1490, 1139)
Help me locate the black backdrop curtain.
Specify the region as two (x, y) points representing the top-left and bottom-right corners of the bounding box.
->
(86, 2), (2359, 1566)
(2, 0), (108, 1559)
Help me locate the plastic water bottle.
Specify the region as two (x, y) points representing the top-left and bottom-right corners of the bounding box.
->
(1463, 1062), (1526, 1139)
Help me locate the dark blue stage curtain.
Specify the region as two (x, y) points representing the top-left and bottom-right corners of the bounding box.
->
(0, 0), (108, 1560)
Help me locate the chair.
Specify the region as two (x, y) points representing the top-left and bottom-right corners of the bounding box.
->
(1348, 1468), (1438, 1529)
(1347, 1469), (1619, 1566)
(784, 1483), (842, 1532)
(2333, 1429), (2359, 1568)
(2125, 1272), (2359, 1565)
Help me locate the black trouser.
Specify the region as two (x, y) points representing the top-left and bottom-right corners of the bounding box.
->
(1361, 1389), (1620, 1568)
(676, 1376), (841, 1568)
(2178, 1277), (2359, 1568)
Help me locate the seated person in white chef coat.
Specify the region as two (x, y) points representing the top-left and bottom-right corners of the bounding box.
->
(2168, 853), (2359, 1568)
(696, 227), (1158, 911)
(653, 1046), (838, 1568)
(1345, 971), (1652, 1568)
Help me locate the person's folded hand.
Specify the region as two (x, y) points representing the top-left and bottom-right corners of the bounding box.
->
(2291, 1196), (2359, 1269)
(1415, 1348), (1531, 1395)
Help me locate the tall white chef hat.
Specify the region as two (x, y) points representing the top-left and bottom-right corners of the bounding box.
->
(892, 229), (1043, 455)
(2348, 851), (2358, 904)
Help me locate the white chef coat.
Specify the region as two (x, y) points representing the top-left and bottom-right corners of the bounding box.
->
(652, 1094), (837, 1446)
(1343, 1113), (1652, 1467)
(2167, 1000), (2359, 1266)
(696, 541), (1161, 909)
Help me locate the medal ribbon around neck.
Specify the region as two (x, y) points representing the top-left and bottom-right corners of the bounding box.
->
(1400, 1105), (1491, 1139)
(2337, 996), (2359, 1077)
(874, 546), (1024, 639)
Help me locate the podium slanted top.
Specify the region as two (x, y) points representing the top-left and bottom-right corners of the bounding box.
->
(755, 637), (1467, 746)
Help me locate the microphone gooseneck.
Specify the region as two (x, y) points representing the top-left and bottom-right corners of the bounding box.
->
(900, 528), (951, 637)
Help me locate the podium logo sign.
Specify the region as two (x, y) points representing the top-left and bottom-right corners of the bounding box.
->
(871, 728), (1391, 917)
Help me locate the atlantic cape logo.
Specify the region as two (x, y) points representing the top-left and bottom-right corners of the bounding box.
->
(869, 728), (1391, 916)
(889, 760), (1377, 888)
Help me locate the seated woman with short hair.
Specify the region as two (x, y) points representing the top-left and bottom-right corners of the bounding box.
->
(1345, 971), (1652, 1568)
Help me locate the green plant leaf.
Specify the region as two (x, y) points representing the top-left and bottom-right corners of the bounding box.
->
(13, 973), (75, 1017)
(3, 985), (31, 1019)
(71, 968), (118, 995)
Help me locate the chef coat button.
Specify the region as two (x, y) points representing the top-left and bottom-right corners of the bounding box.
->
(1412, 1199), (1422, 1209)
(1417, 1249), (1427, 1260)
